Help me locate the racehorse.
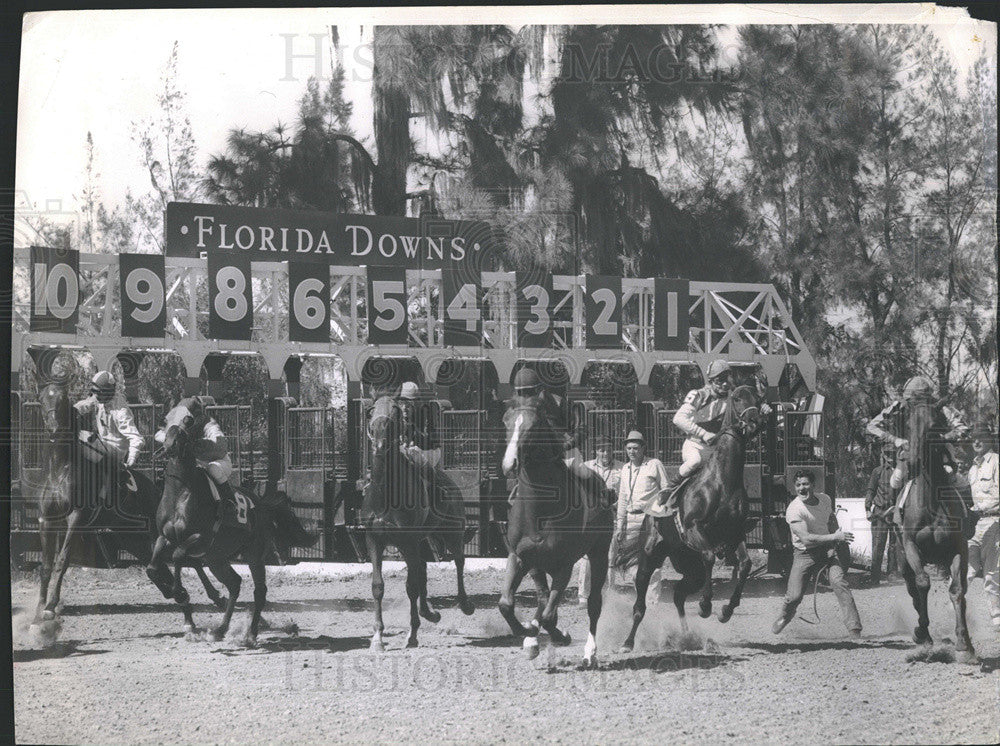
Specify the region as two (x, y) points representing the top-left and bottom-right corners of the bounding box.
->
(621, 384), (765, 652)
(31, 382), (225, 626)
(895, 400), (977, 663)
(363, 396), (475, 651)
(500, 401), (614, 666)
(150, 398), (315, 642)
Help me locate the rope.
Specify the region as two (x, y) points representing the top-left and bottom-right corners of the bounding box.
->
(797, 562), (832, 625)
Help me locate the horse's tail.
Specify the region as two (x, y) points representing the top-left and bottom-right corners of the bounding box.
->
(270, 502), (318, 548)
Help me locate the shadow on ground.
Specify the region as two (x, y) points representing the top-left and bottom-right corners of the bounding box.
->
(13, 641), (110, 662)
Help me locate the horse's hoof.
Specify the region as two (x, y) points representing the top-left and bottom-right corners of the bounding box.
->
(210, 627), (227, 642)
(460, 600), (476, 616)
(550, 630), (572, 647)
(406, 637), (419, 649)
(718, 606), (733, 624)
(523, 637), (540, 660)
(913, 627), (932, 646)
(41, 609), (55, 621)
(582, 655), (598, 670)
(241, 633), (259, 649)
(370, 640), (385, 653)
(619, 642), (634, 654)
(956, 649), (979, 665)
(214, 596), (229, 611)
(421, 609), (441, 624)
(698, 602), (712, 619)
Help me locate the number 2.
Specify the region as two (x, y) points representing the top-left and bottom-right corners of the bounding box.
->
(592, 287), (618, 336)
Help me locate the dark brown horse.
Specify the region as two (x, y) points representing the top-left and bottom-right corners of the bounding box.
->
(31, 383), (225, 627)
(895, 399), (977, 662)
(363, 396), (475, 652)
(150, 398), (315, 641)
(621, 385), (766, 652)
(500, 402), (614, 666)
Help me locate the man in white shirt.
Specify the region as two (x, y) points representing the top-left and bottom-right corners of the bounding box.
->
(576, 436), (624, 603)
(74, 371), (144, 509)
(772, 469), (862, 638)
(966, 421), (999, 627)
(613, 430), (670, 603)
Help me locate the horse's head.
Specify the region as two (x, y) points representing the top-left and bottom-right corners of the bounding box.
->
(501, 402), (560, 475)
(368, 395), (401, 459)
(725, 384), (766, 437)
(38, 382), (71, 436)
(160, 396), (207, 459)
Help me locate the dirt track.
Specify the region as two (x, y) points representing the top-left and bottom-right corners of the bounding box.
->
(11, 562), (1000, 745)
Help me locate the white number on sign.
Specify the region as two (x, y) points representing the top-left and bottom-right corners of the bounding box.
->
(124, 268), (164, 323)
(521, 284), (550, 335)
(371, 280), (406, 331)
(447, 283), (479, 332)
(33, 262), (79, 320)
(214, 266), (248, 322)
(292, 277), (326, 330)
(591, 287), (618, 336)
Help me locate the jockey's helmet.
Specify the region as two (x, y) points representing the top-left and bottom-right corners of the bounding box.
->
(91, 370), (116, 402)
(706, 360), (731, 381)
(902, 375), (934, 401)
(514, 368), (541, 393)
(399, 381), (419, 400)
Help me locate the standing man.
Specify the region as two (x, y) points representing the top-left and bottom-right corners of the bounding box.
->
(772, 469), (863, 638)
(967, 421), (999, 628)
(864, 443), (901, 585)
(397, 381), (442, 470)
(613, 430), (670, 603)
(576, 436), (624, 603)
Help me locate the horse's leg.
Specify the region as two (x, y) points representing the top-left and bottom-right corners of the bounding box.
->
(207, 560), (242, 642)
(699, 552), (715, 619)
(417, 553), (440, 624)
(901, 537), (932, 646)
(247, 558), (267, 643)
(195, 564), (228, 610)
(621, 538), (670, 653)
(498, 552), (530, 637)
(35, 516), (57, 622)
(671, 548), (708, 637)
(448, 534), (475, 615)
(145, 535), (175, 599)
(170, 546), (197, 633)
(949, 549), (977, 664)
(400, 542), (423, 648)
(367, 534), (386, 652)
(42, 508), (84, 619)
(538, 565), (573, 646)
(519, 569), (549, 659)
(584, 540), (611, 668)
(719, 541), (753, 623)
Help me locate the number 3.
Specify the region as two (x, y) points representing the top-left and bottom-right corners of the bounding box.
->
(522, 284), (550, 335)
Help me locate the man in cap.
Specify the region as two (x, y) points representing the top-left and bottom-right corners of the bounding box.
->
(74, 370), (144, 508)
(966, 420), (999, 627)
(396, 381), (441, 470)
(657, 360), (734, 511)
(576, 436), (625, 603)
(613, 429), (670, 603)
(863, 442), (902, 585)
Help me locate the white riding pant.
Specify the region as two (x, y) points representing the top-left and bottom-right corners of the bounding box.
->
(197, 454), (234, 484)
(679, 438), (708, 478)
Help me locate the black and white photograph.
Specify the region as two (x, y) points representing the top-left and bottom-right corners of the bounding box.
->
(5, 4), (999, 744)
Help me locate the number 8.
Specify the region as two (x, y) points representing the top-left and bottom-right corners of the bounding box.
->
(214, 266), (248, 322)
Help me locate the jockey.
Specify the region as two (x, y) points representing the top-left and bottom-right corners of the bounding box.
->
(74, 371), (144, 506)
(155, 397), (236, 521)
(866, 375), (969, 516)
(660, 360), (734, 498)
(395, 381), (442, 471)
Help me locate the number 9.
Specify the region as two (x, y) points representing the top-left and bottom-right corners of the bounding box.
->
(125, 268), (164, 323)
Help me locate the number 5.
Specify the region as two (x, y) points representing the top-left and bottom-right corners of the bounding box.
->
(371, 280), (405, 331)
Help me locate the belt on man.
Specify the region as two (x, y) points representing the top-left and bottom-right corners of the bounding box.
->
(628, 508), (645, 515)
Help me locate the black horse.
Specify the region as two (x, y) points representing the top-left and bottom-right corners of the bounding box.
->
(621, 385), (766, 651)
(499, 401), (614, 665)
(895, 398), (977, 662)
(149, 398), (315, 641)
(363, 396), (475, 651)
(31, 382), (225, 627)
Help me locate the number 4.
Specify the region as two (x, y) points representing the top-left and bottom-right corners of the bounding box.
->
(447, 283), (479, 332)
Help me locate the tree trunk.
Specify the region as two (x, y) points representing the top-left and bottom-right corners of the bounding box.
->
(372, 27), (411, 216)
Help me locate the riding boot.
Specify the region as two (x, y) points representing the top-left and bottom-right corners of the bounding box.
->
(214, 479), (235, 527)
(658, 472), (686, 515)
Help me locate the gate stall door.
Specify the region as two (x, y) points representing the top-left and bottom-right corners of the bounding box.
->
(205, 404), (258, 487)
(439, 407), (489, 557)
(283, 405), (336, 560)
(584, 408), (633, 463)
